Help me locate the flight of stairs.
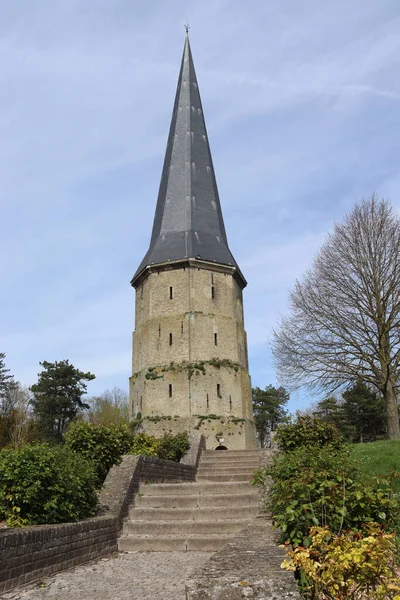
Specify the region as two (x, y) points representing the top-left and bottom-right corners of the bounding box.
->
(118, 449), (261, 552)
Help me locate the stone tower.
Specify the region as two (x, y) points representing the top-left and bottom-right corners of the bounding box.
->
(130, 34), (257, 450)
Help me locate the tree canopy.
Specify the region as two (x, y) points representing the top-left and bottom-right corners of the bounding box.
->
(273, 196), (400, 438)
(31, 360), (95, 441)
(252, 385), (289, 447)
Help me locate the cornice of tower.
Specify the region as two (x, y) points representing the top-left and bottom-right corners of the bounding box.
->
(131, 257), (247, 289)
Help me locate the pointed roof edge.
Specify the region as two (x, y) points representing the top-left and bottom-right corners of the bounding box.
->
(131, 35), (246, 289)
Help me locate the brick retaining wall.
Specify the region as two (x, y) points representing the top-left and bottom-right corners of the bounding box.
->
(0, 432), (205, 594)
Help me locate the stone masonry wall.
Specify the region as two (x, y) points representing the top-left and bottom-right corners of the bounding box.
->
(0, 432), (205, 594)
(130, 262), (257, 450)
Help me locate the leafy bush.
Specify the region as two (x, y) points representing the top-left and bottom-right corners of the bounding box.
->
(282, 523), (400, 599)
(0, 444), (97, 526)
(129, 432), (190, 462)
(253, 445), (400, 546)
(130, 433), (159, 457)
(64, 421), (134, 486)
(275, 415), (343, 451)
(156, 432), (190, 461)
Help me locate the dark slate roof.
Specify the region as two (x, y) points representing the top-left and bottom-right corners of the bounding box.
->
(132, 36), (245, 287)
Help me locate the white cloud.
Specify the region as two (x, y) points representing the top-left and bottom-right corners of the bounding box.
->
(1, 0), (399, 408)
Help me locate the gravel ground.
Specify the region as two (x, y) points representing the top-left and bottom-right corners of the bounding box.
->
(1, 552), (212, 600)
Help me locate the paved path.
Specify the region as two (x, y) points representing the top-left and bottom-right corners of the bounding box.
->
(1, 553), (212, 600)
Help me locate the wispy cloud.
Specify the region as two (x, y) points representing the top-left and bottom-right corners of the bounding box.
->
(1, 0), (399, 414)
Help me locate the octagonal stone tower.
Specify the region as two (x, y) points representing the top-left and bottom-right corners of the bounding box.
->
(129, 34), (257, 450)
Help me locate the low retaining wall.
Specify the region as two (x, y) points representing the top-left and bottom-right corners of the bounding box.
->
(0, 431), (205, 594)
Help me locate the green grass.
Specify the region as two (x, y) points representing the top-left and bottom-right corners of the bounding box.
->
(350, 440), (400, 493)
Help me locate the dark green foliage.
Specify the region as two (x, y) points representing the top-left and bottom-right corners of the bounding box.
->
(0, 444), (97, 526)
(253, 445), (399, 547)
(65, 424), (191, 486)
(156, 432), (190, 461)
(252, 385), (288, 447)
(312, 396), (353, 439)
(64, 421), (134, 486)
(275, 414), (343, 451)
(342, 380), (387, 442)
(31, 360), (95, 442)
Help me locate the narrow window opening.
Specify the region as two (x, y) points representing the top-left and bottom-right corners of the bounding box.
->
(214, 333), (218, 346)
(141, 285), (143, 299)
(211, 286), (215, 299)
(169, 384), (172, 398)
(169, 333), (173, 346)
(181, 321), (184, 334)
(217, 384), (221, 398)
(211, 273), (214, 284)
(229, 395), (232, 411)
(158, 324), (161, 337)
(206, 393), (209, 410)
(140, 396), (143, 410)
(169, 286), (173, 299)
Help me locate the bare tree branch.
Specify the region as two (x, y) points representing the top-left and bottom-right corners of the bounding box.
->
(273, 195), (400, 439)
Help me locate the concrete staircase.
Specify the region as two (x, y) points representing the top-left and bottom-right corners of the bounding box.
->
(118, 450), (260, 552)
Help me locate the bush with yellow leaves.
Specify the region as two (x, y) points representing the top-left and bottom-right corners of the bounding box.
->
(282, 523), (400, 600)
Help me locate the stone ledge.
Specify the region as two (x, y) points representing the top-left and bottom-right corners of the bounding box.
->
(185, 516), (300, 599)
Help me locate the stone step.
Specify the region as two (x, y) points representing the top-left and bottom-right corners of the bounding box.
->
(135, 492), (259, 509)
(124, 519), (251, 535)
(196, 473), (253, 482)
(129, 506), (259, 521)
(203, 450), (260, 457)
(199, 459), (260, 467)
(118, 533), (236, 552)
(197, 466), (257, 475)
(138, 481), (253, 496)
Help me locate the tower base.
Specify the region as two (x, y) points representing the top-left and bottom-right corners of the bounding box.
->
(134, 415), (257, 450)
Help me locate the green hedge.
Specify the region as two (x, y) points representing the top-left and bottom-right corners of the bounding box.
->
(0, 444), (98, 526)
(64, 421), (134, 485)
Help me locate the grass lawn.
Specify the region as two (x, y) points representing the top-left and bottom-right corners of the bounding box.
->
(350, 440), (400, 493)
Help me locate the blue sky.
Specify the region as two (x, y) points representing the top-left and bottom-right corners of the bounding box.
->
(1, 1), (400, 414)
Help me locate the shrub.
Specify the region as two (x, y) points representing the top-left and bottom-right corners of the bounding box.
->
(282, 523), (400, 599)
(253, 445), (400, 546)
(275, 414), (343, 451)
(64, 421), (134, 486)
(0, 444), (97, 526)
(157, 432), (190, 462)
(129, 432), (190, 462)
(130, 433), (159, 457)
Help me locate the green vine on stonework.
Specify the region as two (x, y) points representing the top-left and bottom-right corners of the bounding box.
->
(143, 358), (240, 382)
(193, 414), (248, 430)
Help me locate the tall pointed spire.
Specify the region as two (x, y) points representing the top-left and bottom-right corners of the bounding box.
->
(132, 36), (245, 287)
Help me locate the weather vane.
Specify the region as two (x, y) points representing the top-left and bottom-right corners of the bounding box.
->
(184, 21), (190, 36)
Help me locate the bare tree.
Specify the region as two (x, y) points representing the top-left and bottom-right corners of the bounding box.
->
(8, 384), (32, 448)
(87, 387), (129, 425)
(273, 195), (400, 439)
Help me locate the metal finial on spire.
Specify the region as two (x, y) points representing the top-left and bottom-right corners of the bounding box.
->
(184, 22), (190, 37)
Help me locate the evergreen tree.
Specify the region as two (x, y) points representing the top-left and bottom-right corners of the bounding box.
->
(341, 380), (387, 442)
(313, 396), (354, 440)
(31, 360), (95, 441)
(252, 385), (289, 447)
